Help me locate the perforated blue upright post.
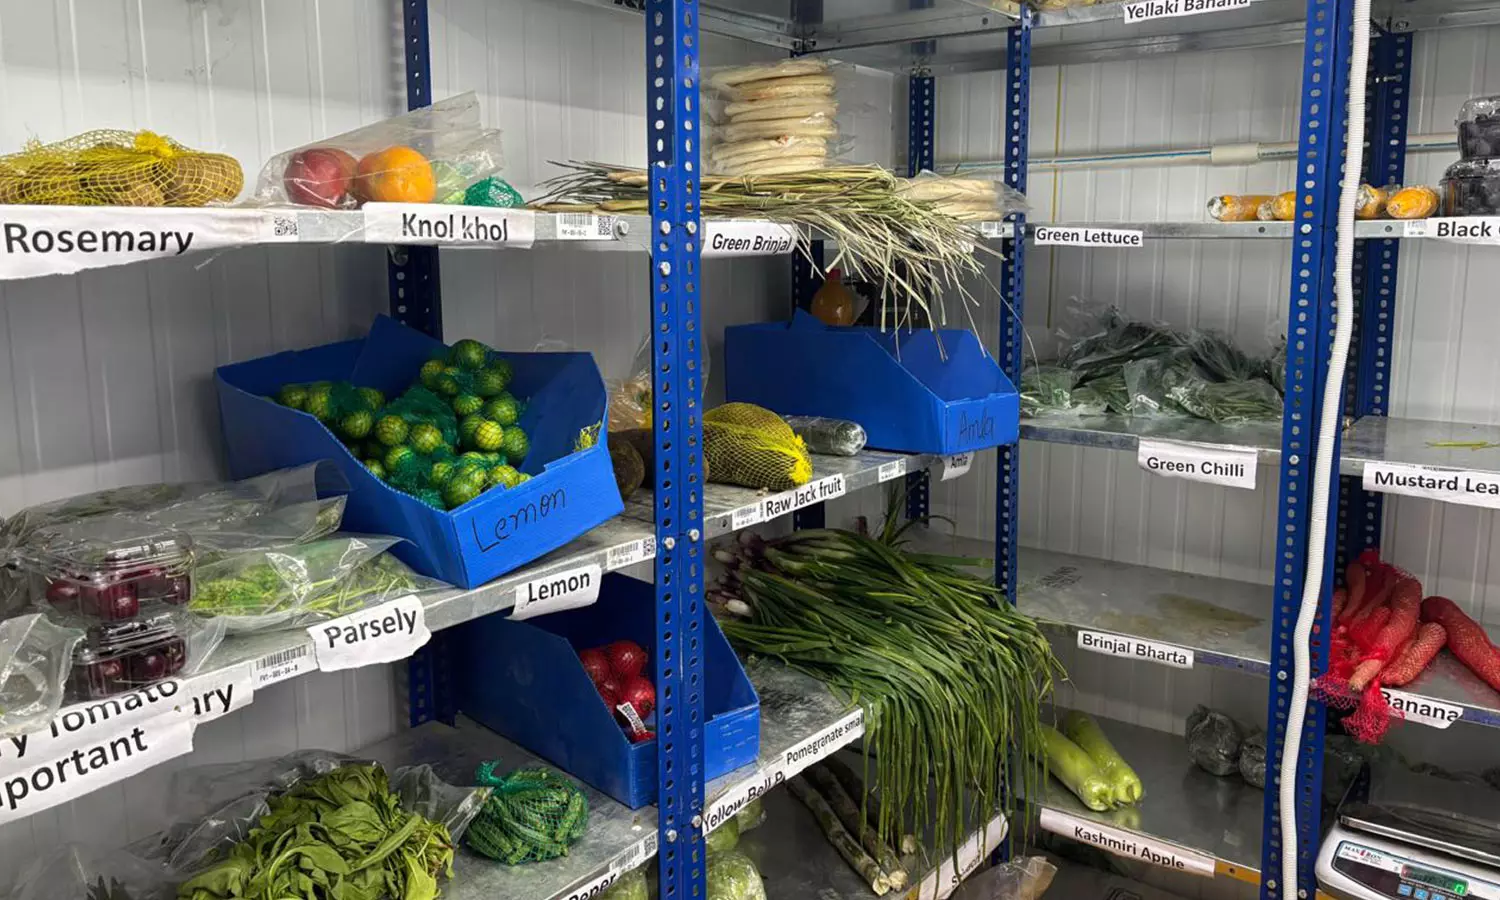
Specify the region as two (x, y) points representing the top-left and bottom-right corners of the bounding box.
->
(389, 0), (442, 340)
(647, 3), (707, 899)
(904, 67), (937, 522)
(994, 8), (1030, 605)
(1259, 0), (1354, 896)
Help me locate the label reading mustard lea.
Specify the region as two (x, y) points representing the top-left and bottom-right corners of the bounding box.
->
(1363, 462), (1500, 510)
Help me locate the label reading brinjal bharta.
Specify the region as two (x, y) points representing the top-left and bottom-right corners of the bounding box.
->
(1363, 461), (1500, 510)
(512, 564), (603, 620)
(1040, 809), (1214, 876)
(1137, 439), (1257, 490)
(362, 203), (537, 248)
(1121, 0), (1251, 24)
(308, 595), (430, 671)
(1078, 630), (1194, 669)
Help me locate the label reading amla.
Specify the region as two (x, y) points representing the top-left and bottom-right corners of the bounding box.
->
(1137, 439), (1257, 490)
(363, 203), (537, 248)
(1033, 226), (1144, 248)
(1122, 0), (1251, 23)
(308, 594), (431, 671)
(1039, 809), (1214, 876)
(1363, 462), (1500, 510)
(942, 453), (974, 482)
(512, 563), (603, 620)
(1078, 630), (1194, 669)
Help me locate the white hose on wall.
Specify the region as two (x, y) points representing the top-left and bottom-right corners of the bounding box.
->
(1279, 0), (1371, 893)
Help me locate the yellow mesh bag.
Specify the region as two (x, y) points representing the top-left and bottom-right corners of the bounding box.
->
(703, 403), (813, 491)
(0, 130), (243, 207)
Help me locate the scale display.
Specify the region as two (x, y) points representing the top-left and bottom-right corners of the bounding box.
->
(1405, 864), (1469, 896)
(1327, 841), (1497, 900)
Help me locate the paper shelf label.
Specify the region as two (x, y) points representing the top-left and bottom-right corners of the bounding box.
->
(703, 221), (797, 257)
(1137, 439), (1257, 490)
(878, 458), (909, 482)
(0, 207), (281, 280)
(1033, 225), (1144, 248)
(779, 709), (864, 773)
(941, 453), (974, 481)
(1040, 809), (1214, 876)
(1363, 461), (1500, 509)
(761, 473), (847, 520)
(703, 767), (785, 834)
(308, 594), (430, 671)
(253, 643), (316, 687)
(180, 665), (255, 724)
(730, 504), (764, 531)
(554, 213), (616, 241)
(1403, 217), (1500, 243)
(1122, 0), (1251, 24)
(1381, 689), (1463, 728)
(512, 564), (603, 620)
(910, 813), (1009, 900)
(568, 832), (659, 900)
(362, 204), (537, 248)
(1078, 630), (1194, 669)
(606, 537), (657, 570)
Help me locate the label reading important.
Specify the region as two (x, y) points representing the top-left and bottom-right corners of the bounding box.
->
(760, 473), (847, 520)
(253, 643), (316, 687)
(1039, 808), (1214, 876)
(308, 595), (431, 671)
(703, 221), (797, 257)
(941, 453), (974, 482)
(0, 207), (280, 280)
(1137, 439), (1257, 490)
(1121, 0), (1252, 24)
(512, 564), (603, 620)
(554, 213), (616, 241)
(1363, 461), (1500, 510)
(1382, 689), (1463, 729)
(877, 458), (909, 483)
(1078, 630), (1194, 669)
(362, 204), (537, 248)
(606, 537), (657, 570)
(1404, 217), (1500, 243)
(1033, 225), (1145, 248)
(0, 717), (194, 825)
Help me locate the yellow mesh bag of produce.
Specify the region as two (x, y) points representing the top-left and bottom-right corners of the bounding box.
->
(0, 130), (243, 207)
(703, 402), (813, 491)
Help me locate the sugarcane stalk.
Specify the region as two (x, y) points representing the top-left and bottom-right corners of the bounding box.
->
(789, 776), (891, 895)
(819, 756), (919, 854)
(809, 765), (907, 888)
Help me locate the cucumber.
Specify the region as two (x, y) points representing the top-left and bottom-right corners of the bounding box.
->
(1062, 711), (1144, 804)
(1041, 725), (1114, 811)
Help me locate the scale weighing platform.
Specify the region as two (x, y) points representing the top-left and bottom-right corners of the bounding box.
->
(1317, 767), (1500, 899)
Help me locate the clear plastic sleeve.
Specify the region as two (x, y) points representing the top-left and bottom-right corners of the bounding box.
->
(1185, 705), (1242, 777)
(1443, 157), (1500, 215)
(1457, 94), (1500, 159)
(1356, 183), (1390, 219)
(1256, 191), (1296, 222)
(1207, 194), (1275, 222)
(7, 844), (175, 900)
(704, 60), (844, 176)
(734, 796), (766, 833)
(1167, 377), (1283, 425)
(607, 335), (709, 432)
(1387, 184), (1439, 219)
(63, 606), (225, 702)
(706, 849), (768, 900)
(1020, 366), (1080, 417)
(783, 416), (867, 456)
(950, 856), (1058, 900)
(1239, 731), (1267, 789)
(896, 171), (1030, 222)
(249, 93), (506, 209)
(0, 613), (84, 738)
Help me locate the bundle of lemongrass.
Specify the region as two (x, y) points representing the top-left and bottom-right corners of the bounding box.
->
(530, 162), (1024, 333)
(708, 509), (1062, 870)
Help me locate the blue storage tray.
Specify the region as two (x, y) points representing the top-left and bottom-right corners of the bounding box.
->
(453, 573), (760, 809)
(215, 315), (622, 588)
(724, 310), (1020, 454)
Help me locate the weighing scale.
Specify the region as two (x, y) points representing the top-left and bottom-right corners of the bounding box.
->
(1317, 767), (1500, 899)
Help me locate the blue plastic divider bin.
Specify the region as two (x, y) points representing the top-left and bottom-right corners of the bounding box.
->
(215, 315), (622, 589)
(724, 310), (1020, 454)
(452, 573), (760, 809)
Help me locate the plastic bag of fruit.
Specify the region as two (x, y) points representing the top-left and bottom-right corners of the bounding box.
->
(249, 92), (507, 211)
(57, 604), (224, 703)
(0, 613), (84, 738)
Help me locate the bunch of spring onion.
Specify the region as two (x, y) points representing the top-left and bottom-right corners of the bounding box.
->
(709, 513), (1063, 859)
(531, 162), (1023, 339)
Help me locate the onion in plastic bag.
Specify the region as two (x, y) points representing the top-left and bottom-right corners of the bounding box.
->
(1186, 705), (1242, 777)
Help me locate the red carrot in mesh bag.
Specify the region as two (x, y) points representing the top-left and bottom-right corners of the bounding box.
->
(1348, 579), (1422, 691)
(1379, 622), (1447, 687)
(1422, 596), (1500, 693)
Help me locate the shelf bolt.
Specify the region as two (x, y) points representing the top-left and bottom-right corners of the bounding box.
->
(659, 261), (672, 276)
(663, 536), (677, 550)
(1298, 890), (1309, 898)
(689, 528), (700, 542)
(691, 815), (703, 829)
(1277, 669), (1288, 681)
(659, 220), (671, 235)
(665, 829), (678, 843)
(685, 221), (697, 235)
(1289, 454), (1300, 466)
(615, 218), (631, 238)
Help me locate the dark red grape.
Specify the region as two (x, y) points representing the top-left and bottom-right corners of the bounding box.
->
(131, 651), (168, 681)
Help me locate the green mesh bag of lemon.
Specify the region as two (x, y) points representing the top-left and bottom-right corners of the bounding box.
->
(274, 338), (538, 511)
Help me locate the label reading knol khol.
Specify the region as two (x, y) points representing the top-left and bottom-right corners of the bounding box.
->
(308, 594), (431, 671)
(1137, 439), (1257, 490)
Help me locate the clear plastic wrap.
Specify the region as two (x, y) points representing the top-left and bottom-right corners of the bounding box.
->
(1458, 94), (1500, 159)
(1239, 731), (1267, 789)
(600, 866), (650, 900)
(706, 849), (768, 900)
(783, 415), (867, 456)
(1207, 194), (1275, 222)
(8, 844), (175, 900)
(0, 613), (84, 738)
(607, 335), (708, 432)
(734, 796), (766, 833)
(950, 856), (1058, 900)
(1185, 705), (1242, 777)
(1387, 184), (1439, 219)
(704, 60), (842, 176)
(1168, 377), (1283, 425)
(1256, 191), (1297, 221)
(64, 606), (224, 701)
(250, 93), (506, 209)
(1443, 157), (1500, 215)
(1020, 366), (1081, 417)
(896, 171), (1030, 222)
(1356, 183), (1390, 219)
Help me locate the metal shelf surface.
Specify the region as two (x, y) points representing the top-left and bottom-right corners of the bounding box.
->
(1022, 414), (1285, 462)
(1025, 220), (1412, 240)
(1341, 416), (1500, 478)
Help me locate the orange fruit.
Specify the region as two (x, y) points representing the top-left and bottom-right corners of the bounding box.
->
(354, 146), (435, 204)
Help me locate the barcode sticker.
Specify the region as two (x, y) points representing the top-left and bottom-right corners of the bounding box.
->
(979, 221), (1008, 238)
(261, 212), (301, 242)
(254, 644), (315, 687)
(554, 213), (616, 241)
(878, 458), (908, 482)
(606, 537), (656, 570)
(730, 505), (764, 530)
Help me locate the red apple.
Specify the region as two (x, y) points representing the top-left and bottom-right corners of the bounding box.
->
(283, 147), (357, 208)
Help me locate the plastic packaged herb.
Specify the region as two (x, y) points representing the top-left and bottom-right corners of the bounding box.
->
(1020, 366), (1080, 417)
(0, 614), (83, 738)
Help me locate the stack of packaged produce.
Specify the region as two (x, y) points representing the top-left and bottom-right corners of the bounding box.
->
(1208, 184), (1438, 222)
(704, 60), (841, 176)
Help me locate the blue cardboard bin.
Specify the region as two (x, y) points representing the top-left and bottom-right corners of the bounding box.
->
(453, 573), (760, 809)
(215, 316), (622, 588)
(724, 310), (1020, 454)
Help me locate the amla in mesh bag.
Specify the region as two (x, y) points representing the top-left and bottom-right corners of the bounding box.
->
(0, 130), (242, 207)
(703, 403), (813, 491)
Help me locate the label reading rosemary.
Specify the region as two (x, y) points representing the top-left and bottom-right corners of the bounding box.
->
(606, 537), (656, 570)
(362, 204), (536, 248)
(1404, 217), (1500, 243)
(1381, 689), (1463, 728)
(253, 643), (315, 687)
(512, 564), (603, 620)
(1040, 809), (1214, 876)
(0, 207), (278, 279)
(1137, 439), (1257, 490)
(1078, 630), (1194, 669)
(703, 221), (796, 257)
(877, 458), (909, 483)
(554, 213), (615, 241)
(309, 595), (430, 671)
(760, 474), (847, 520)
(1363, 461), (1500, 509)
(730, 504), (764, 531)
(941, 453), (974, 482)
(1032, 226), (1144, 248)
(1121, 0), (1251, 24)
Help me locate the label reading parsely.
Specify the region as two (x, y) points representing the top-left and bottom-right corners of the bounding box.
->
(362, 203), (537, 248)
(942, 453), (974, 482)
(1382, 689), (1463, 728)
(1404, 217), (1500, 243)
(1033, 226), (1145, 248)
(0, 207), (280, 280)
(1137, 439), (1257, 490)
(1078, 630), (1194, 669)
(308, 594), (430, 671)
(877, 458), (909, 483)
(606, 537), (657, 570)
(760, 473), (847, 520)
(1363, 461), (1500, 510)
(1121, 0), (1251, 24)
(512, 563), (603, 620)
(703, 221), (797, 257)
(1040, 809), (1214, 876)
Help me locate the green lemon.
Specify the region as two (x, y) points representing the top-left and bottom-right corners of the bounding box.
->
(416, 488), (445, 510)
(452, 393), (484, 417)
(473, 420), (505, 452)
(483, 394), (520, 426)
(375, 415), (410, 447)
(340, 410), (374, 441)
(449, 338), (491, 371)
(443, 478), (482, 509)
(356, 386), (385, 411)
(474, 366), (508, 397)
(383, 445), (415, 472)
(364, 459), (386, 480)
(489, 464), (523, 489)
(429, 460), (454, 486)
(500, 427), (529, 460)
(458, 414), (484, 448)
(419, 359), (447, 390)
(277, 384), (309, 410)
(409, 423), (444, 455)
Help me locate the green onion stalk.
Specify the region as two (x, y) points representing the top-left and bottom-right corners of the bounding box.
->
(711, 509), (1063, 859)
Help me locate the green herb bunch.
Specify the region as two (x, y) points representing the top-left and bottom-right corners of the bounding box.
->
(177, 764), (454, 900)
(189, 538), (424, 620)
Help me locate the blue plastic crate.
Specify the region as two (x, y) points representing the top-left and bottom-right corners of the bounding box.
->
(724, 310), (1020, 454)
(215, 316), (622, 588)
(453, 573), (760, 809)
